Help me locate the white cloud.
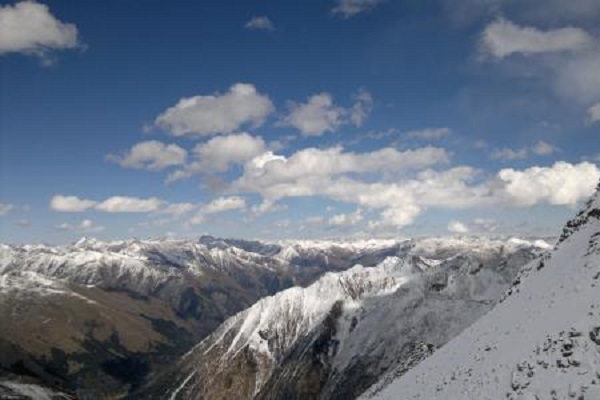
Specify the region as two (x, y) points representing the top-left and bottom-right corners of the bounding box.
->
(280, 93), (346, 136)
(497, 161), (600, 206)
(531, 140), (557, 156)
(480, 18), (593, 59)
(405, 127), (452, 140)
(448, 220), (469, 234)
(155, 83), (274, 137)
(370, 205), (422, 230)
(235, 139), (599, 229)
(492, 141), (557, 161)
(50, 194), (166, 213)
(202, 196), (246, 214)
(194, 133), (266, 172)
(245, 16), (274, 31)
(0, 203), (14, 216)
(56, 219), (104, 233)
(587, 103), (600, 124)
(167, 133), (267, 183)
(0, 1), (80, 60)
(349, 89), (373, 127)
(280, 91), (374, 135)
(50, 195), (97, 212)
(235, 146), (450, 199)
(95, 196), (163, 213)
(329, 208), (364, 226)
(190, 196), (246, 224)
(236, 146), (478, 229)
(491, 147), (529, 161)
(332, 0), (383, 18)
(107, 140), (187, 171)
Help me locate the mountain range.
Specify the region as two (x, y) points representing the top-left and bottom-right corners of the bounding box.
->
(0, 235), (549, 398)
(4, 200), (595, 400)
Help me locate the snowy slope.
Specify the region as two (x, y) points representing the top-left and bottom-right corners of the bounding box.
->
(140, 236), (549, 400)
(365, 185), (600, 400)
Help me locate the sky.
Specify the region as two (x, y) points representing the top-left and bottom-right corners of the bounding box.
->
(0, 0), (599, 244)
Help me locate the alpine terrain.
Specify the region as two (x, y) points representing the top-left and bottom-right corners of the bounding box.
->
(139, 237), (550, 400)
(364, 181), (600, 399)
(0, 236), (404, 397)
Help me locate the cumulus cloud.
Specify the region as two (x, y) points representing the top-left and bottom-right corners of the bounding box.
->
(0, 1), (80, 61)
(587, 103), (600, 124)
(332, 0), (383, 18)
(234, 138), (599, 229)
(372, 205), (422, 230)
(329, 208), (364, 226)
(50, 194), (167, 213)
(155, 83), (274, 137)
(448, 220), (469, 234)
(349, 89), (373, 127)
(50, 195), (96, 212)
(405, 127), (452, 140)
(235, 146), (479, 229)
(531, 140), (557, 156)
(167, 133), (267, 183)
(245, 16), (274, 31)
(477, 18), (600, 104)
(491, 147), (529, 161)
(497, 161), (600, 206)
(0, 203), (14, 216)
(480, 18), (593, 59)
(280, 93), (346, 136)
(95, 196), (163, 213)
(279, 91), (374, 135)
(235, 146), (450, 199)
(107, 140), (187, 171)
(190, 196), (247, 224)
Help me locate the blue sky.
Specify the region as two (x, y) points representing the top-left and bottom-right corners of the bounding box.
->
(1, 0), (599, 244)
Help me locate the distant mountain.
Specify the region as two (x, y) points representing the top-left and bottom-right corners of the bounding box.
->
(364, 182), (600, 399)
(138, 237), (549, 400)
(0, 236), (405, 397)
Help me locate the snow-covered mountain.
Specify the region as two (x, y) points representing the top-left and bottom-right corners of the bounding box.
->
(0, 236), (407, 397)
(364, 183), (600, 400)
(139, 237), (549, 400)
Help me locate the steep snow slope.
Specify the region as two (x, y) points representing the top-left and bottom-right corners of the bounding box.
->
(139, 237), (549, 400)
(365, 184), (600, 400)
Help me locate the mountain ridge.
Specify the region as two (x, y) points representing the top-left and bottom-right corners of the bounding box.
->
(138, 237), (549, 399)
(364, 181), (600, 399)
